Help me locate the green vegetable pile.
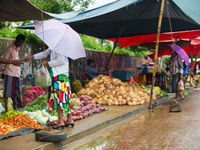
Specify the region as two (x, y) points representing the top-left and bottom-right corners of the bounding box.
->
(160, 90), (167, 96)
(25, 95), (48, 112)
(182, 92), (190, 97)
(24, 95), (67, 117)
(0, 109), (22, 119)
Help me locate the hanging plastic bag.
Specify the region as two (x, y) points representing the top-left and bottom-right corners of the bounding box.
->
(35, 65), (51, 87)
(178, 79), (184, 92)
(0, 103), (4, 115)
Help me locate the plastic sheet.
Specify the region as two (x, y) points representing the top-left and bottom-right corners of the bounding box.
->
(0, 128), (36, 140)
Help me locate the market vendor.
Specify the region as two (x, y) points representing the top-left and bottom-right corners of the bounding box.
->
(86, 59), (99, 79)
(0, 59), (21, 66)
(145, 62), (154, 85)
(24, 48), (74, 129)
(1, 34), (25, 112)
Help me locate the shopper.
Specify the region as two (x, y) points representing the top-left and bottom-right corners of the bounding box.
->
(24, 49), (74, 129)
(170, 51), (183, 99)
(1, 34), (25, 112)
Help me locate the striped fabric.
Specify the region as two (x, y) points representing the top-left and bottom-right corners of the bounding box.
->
(47, 74), (73, 113)
(3, 75), (22, 107)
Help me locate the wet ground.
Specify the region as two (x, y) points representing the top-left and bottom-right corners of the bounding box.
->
(80, 90), (200, 150)
(0, 104), (147, 150)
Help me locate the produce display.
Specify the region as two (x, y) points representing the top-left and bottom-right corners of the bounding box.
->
(50, 96), (106, 125)
(23, 110), (57, 125)
(78, 75), (150, 106)
(72, 80), (82, 93)
(25, 95), (48, 112)
(0, 120), (17, 136)
(72, 96), (106, 120)
(0, 114), (45, 136)
(0, 109), (22, 119)
(145, 85), (167, 97)
(0, 98), (13, 111)
(24, 93), (106, 125)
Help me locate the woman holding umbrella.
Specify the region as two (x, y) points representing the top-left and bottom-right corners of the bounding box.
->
(25, 20), (86, 129)
(24, 49), (74, 129)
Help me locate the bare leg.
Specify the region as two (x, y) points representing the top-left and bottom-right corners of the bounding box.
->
(57, 108), (64, 126)
(12, 98), (17, 110)
(3, 97), (8, 112)
(176, 92), (179, 99)
(67, 113), (74, 124)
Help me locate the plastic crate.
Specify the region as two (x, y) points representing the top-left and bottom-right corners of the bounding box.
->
(112, 71), (131, 81)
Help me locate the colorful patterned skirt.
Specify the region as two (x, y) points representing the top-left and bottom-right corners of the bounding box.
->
(47, 74), (73, 113)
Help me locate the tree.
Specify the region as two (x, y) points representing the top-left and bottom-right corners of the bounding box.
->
(28, 0), (95, 13)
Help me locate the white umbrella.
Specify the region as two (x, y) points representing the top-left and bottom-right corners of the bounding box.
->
(35, 20), (86, 60)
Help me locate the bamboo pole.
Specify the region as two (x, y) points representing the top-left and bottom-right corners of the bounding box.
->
(149, 0), (165, 109)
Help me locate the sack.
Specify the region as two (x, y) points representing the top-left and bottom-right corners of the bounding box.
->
(35, 65), (51, 87)
(22, 86), (46, 106)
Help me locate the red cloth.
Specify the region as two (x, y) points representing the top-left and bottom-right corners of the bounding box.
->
(194, 62), (200, 70)
(108, 30), (200, 48)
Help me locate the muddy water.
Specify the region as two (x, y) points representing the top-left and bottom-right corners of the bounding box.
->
(80, 90), (200, 150)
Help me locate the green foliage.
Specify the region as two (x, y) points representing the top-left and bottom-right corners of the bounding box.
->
(0, 25), (149, 57)
(162, 56), (171, 66)
(28, 0), (95, 13)
(0, 22), (43, 54)
(25, 95), (48, 112)
(129, 45), (150, 56)
(80, 35), (149, 56)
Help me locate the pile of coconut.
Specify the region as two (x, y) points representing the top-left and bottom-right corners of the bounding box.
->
(77, 75), (151, 106)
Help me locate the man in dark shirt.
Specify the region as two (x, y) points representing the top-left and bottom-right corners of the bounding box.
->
(86, 59), (99, 78)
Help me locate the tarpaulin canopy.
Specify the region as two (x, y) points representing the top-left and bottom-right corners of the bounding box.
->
(149, 44), (200, 59)
(19, 0), (200, 46)
(109, 30), (200, 47)
(0, 0), (53, 21)
(141, 40), (190, 51)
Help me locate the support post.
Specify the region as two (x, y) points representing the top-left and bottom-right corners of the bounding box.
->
(149, 0), (165, 109)
(104, 38), (119, 71)
(104, 21), (126, 71)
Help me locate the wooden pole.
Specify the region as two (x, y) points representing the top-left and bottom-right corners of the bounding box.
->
(104, 21), (126, 71)
(149, 0), (165, 109)
(104, 38), (119, 71)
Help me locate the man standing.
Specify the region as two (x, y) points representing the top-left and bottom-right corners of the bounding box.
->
(1, 34), (25, 112)
(0, 58), (21, 66)
(170, 51), (183, 98)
